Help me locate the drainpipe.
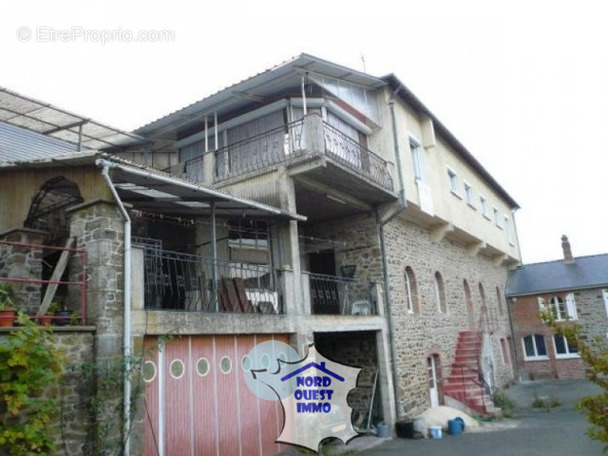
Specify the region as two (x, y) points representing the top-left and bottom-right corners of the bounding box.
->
(97, 158), (132, 456)
(378, 97), (408, 419)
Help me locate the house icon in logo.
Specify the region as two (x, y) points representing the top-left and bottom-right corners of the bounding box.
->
(280, 362), (345, 383)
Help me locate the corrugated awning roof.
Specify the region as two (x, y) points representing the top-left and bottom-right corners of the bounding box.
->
(97, 154), (306, 222)
(0, 86), (146, 150)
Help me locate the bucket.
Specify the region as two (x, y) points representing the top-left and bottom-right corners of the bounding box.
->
(429, 426), (442, 439)
(377, 422), (390, 438)
(448, 417), (464, 435)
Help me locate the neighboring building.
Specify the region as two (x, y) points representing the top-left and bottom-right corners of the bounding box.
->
(507, 236), (608, 380)
(0, 54), (521, 455)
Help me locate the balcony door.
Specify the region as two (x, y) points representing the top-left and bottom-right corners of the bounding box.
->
(308, 250), (340, 314)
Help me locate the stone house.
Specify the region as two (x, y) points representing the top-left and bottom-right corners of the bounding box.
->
(0, 54), (521, 455)
(506, 236), (608, 380)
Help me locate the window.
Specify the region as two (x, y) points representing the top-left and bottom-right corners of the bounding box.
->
(549, 294), (578, 321)
(523, 335), (548, 360)
(500, 338), (510, 364)
(434, 271), (447, 313)
(404, 266), (419, 314)
(505, 216), (515, 245)
(603, 289), (608, 317)
(496, 286), (504, 315)
(463, 181), (474, 207)
(447, 167), (459, 195)
(410, 138), (425, 181)
(480, 195), (489, 218)
(493, 207), (502, 227)
(553, 334), (579, 358)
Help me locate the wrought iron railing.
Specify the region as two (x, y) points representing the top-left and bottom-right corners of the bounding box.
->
(136, 244), (281, 314)
(306, 272), (375, 315)
(179, 115), (393, 191)
(322, 122), (394, 191)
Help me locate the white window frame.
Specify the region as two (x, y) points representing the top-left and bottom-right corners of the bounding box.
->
(603, 289), (608, 317)
(410, 136), (425, 182)
(480, 195), (490, 219)
(463, 180), (475, 207)
(447, 167), (460, 197)
(500, 338), (510, 364)
(549, 294), (578, 321)
(434, 271), (447, 313)
(553, 334), (580, 359)
(523, 334), (549, 360)
(505, 215), (515, 245)
(493, 207), (502, 228)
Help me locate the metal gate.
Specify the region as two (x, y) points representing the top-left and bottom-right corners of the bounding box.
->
(143, 334), (289, 456)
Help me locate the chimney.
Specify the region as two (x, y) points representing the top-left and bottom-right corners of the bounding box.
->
(561, 235), (574, 263)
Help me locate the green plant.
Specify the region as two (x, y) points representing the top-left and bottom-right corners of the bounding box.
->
(542, 309), (607, 448)
(0, 312), (62, 455)
(492, 390), (515, 418)
(0, 282), (15, 311)
(47, 301), (60, 315)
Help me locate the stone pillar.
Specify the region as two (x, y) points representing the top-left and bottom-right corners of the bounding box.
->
(68, 199), (125, 357)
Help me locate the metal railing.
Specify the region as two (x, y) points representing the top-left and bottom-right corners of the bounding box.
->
(138, 245), (281, 314)
(0, 240), (88, 325)
(322, 122), (394, 191)
(179, 116), (393, 191)
(306, 272), (375, 315)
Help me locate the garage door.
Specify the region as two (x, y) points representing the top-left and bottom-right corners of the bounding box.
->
(143, 334), (289, 456)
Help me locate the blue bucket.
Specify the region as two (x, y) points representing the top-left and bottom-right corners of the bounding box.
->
(448, 417), (464, 435)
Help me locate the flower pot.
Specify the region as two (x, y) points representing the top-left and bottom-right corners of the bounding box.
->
(54, 309), (73, 326)
(38, 315), (54, 326)
(0, 309), (16, 327)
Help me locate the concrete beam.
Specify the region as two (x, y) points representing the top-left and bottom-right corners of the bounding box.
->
(493, 253), (508, 266)
(467, 241), (487, 257)
(429, 222), (454, 242)
(295, 175), (373, 212)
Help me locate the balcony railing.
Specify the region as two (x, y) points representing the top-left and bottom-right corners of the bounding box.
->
(181, 115), (393, 191)
(322, 122), (393, 190)
(306, 272), (376, 315)
(138, 244), (281, 314)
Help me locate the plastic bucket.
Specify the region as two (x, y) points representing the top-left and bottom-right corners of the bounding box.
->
(377, 422), (390, 438)
(429, 426), (442, 439)
(448, 417), (464, 435)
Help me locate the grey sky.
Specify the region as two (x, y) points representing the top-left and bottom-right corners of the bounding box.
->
(2, 0), (606, 264)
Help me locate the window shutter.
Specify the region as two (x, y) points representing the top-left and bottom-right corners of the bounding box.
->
(537, 297), (547, 312)
(565, 293), (578, 320)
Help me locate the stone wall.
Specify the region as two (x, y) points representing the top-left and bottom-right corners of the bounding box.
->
(314, 331), (380, 424)
(0, 328), (95, 455)
(306, 214), (514, 418)
(0, 229), (47, 313)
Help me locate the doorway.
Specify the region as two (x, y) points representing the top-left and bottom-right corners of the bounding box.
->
(427, 355), (440, 408)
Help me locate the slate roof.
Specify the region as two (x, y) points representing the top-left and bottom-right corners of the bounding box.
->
(506, 254), (608, 297)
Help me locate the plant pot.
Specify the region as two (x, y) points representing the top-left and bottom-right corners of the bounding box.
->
(0, 309), (16, 327)
(38, 315), (54, 326)
(54, 309), (73, 326)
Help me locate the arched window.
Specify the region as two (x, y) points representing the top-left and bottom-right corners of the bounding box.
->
(434, 271), (447, 313)
(404, 266), (419, 314)
(464, 279), (474, 326)
(496, 286), (504, 315)
(478, 283), (487, 309)
(549, 294), (578, 321)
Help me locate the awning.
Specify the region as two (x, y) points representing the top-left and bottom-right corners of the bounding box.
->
(96, 155), (306, 221)
(0, 86), (146, 150)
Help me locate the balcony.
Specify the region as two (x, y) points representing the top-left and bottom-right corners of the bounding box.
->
(181, 114), (396, 208)
(303, 272), (377, 315)
(137, 241), (282, 314)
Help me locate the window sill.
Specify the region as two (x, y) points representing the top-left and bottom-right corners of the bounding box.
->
(524, 356), (549, 362)
(482, 214), (491, 221)
(467, 203), (476, 210)
(555, 354), (580, 360)
(450, 190), (462, 199)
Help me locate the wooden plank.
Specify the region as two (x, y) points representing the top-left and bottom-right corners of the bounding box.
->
(233, 278), (253, 313)
(37, 237), (75, 316)
(222, 278), (241, 313)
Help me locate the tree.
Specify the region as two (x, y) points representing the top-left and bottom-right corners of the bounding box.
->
(542, 309), (608, 451)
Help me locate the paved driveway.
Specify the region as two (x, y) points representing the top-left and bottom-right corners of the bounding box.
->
(356, 379), (604, 456)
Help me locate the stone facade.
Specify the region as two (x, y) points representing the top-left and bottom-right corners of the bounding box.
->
(305, 212), (515, 418)
(0, 229), (47, 313)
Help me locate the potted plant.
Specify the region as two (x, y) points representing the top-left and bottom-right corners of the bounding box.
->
(54, 302), (73, 326)
(0, 282), (16, 327)
(38, 301), (59, 326)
